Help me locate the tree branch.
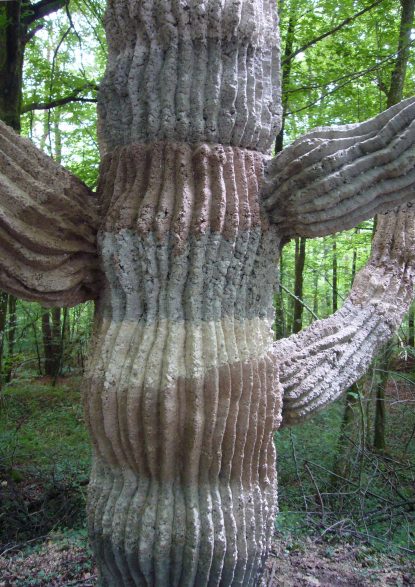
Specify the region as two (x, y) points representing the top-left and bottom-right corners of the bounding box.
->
(22, 96), (97, 113)
(288, 39), (415, 115)
(22, 84), (98, 113)
(24, 23), (44, 45)
(22, 0), (68, 25)
(283, 0), (387, 65)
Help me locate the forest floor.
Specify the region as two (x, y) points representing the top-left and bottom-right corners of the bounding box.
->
(0, 530), (414, 586)
(0, 375), (414, 586)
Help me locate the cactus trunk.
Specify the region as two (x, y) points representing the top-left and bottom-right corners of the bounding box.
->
(84, 142), (282, 585)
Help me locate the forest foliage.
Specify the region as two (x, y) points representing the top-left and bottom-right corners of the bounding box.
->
(0, 0), (414, 561)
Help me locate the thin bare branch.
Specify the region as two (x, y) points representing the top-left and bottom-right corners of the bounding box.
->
(22, 83), (98, 113)
(283, 0), (387, 65)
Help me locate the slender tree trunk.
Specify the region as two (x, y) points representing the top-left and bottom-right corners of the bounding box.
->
(387, 0), (415, 108)
(351, 228), (359, 287)
(54, 113), (62, 163)
(0, 293), (8, 386)
(373, 0), (414, 450)
(292, 237), (306, 333)
(408, 305), (415, 346)
(0, 0), (24, 131)
(331, 383), (359, 487)
(31, 321), (42, 376)
(5, 295), (17, 382)
(51, 307), (62, 377)
(323, 238), (331, 315)
(334, 227), (361, 480)
(41, 309), (53, 376)
(275, 2), (298, 153)
(42, 308), (62, 378)
(312, 268), (319, 317)
(274, 256), (286, 340)
(373, 347), (392, 451)
(332, 238), (338, 313)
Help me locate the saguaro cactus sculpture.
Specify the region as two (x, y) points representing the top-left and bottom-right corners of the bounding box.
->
(1, 1), (415, 585)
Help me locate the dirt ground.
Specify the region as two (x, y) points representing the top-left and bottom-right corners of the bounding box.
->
(0, 533), (414, 586)
(262, 537), (415, 586)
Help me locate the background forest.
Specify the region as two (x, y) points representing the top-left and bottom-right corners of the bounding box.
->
(0, 0), (414, 584)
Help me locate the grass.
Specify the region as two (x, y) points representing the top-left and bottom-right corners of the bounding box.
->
(275, 381), (415, 554)
(0, 373), (414, 556)
(0, 377), (91, 548)
(0, 377), (90, 472)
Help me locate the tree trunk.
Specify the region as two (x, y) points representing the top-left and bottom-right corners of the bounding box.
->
(0, 0), (24, 131)
(274, 258), (286, 340)
(292, 237), (306, 333)
(0, 292), (8, 385)
(351, 228), (359, 287)
(332, 238), (338, 313)
(41, 309), (53, 377)
(5, 295), (17, 382)
(275, 5), (297, 153)
(373, 345), (392, 451)
(408, 304), (415, 347)
(333, 227), (361, 476)
(86, 143), (282, 586)
(312, 268), (319, 317)
(387, 0), (415, 108)
(323, 239), (331, 315)
(331, 383), (359, 486)
(51, 307), (62, 377)
(85, 3), (284, 581)
(42, 308), (62, 378)
(373, 0), (414, 450)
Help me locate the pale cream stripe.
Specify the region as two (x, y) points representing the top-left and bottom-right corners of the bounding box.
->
(89, 315), (274, 389)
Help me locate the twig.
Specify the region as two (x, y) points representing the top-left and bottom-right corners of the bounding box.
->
(0, 535), (48, 557)
(268, 560), (277, 586)
(280, 284), (319, 320)
(306, 460), (396, 505)
(289, 430), (309, 513)
(304, 461), (325, 523)
(320, 518), (352, 538)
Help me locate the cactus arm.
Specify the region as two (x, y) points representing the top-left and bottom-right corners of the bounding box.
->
(275, 206), (415, 425)
(0, 120), (101, 306)
(262, 97), (415, 237)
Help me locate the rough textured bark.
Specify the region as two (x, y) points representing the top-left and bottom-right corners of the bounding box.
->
(0, 1), (414, 584)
